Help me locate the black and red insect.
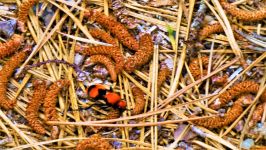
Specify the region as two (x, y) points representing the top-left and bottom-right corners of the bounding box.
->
(87, 84), (127, 110)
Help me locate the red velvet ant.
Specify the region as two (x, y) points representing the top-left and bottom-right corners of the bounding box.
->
(87, 84), (127, 110)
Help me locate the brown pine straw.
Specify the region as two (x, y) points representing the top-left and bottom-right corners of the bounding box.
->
(207, 0), (246, 67)
(158, 57), (239, 108)
(47, 115), (215, 127)
(15, 0), (84, 76)
(0, 110), (43, 150)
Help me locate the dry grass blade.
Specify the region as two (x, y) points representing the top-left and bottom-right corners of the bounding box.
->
(57, 31), (112, 46)
(47, 115), (215, 127)
(0, 110), (42, 150)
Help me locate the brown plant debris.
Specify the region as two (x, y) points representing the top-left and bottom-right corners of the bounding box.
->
(157, 66), (171, 91)
(192, 94), (252, 128)
(249, 102), (266, 127)
(17, 0), (39, 32)
(26, 80), (47, 135)
(186, 0), (207, 57)
(188, 56), (229, 86)
(0, 50), (28, 110)
(220, 0), (266, 21)
(188, 56), (209, 80)
(148, 0), (176, 7)
(198, 23), (244, 41)
(198, 23), (224, 41)
(210, 81), (259, 110)
(89, 28), (118, 46)
(212, 74), (228, 86)
(84, 9), (139, 51)
(124, 33), (154, 73)
(51, 125), (59, 140)
(0, 34), (23, 59)
(105, 107), (121, 120)
(44, 79), (70, 122)
(89, 55), (117, 82)
(111, 0), (138, 29)
(131, 86), (146, 115)
(87, 108), (121, 133)
(76, 46), (125, 74)
(76, 29), (125, 73)
(76, 134), (113, 150)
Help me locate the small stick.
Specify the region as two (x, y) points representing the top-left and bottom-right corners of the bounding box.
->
(158, 57), (239, 108)
(46, 115), (215, 127)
